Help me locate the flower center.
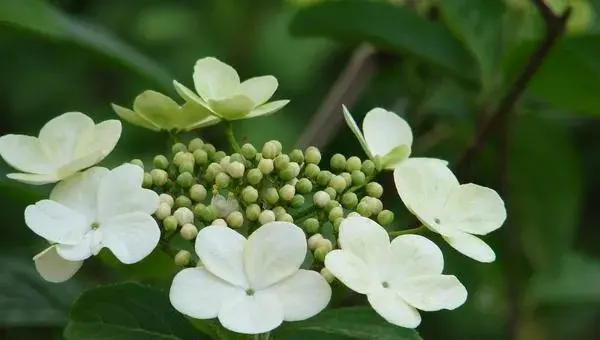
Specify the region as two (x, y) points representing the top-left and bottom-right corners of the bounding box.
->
(434, 218), (441, 224)
(382, 281), (390, 288)
(246, 288), (255, 296)
(91, 222), (100, 230)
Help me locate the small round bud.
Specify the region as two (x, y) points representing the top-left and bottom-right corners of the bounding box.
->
(173, 151), (193, 166)
(179, 160), (195, 174)
(153, 155), (169, 169)
(213, 151), (227, 162)
(274, 154), (290, 171)
(227, 161), (245, 179)
(259, 209), (276, 225)
(245, 204), (261, 221)
(273, 206), (287, 217)
(308, 233), (324, 250)
(155, 203), (171, 220)
(377, 209), (395, 226)
(180, 223), (198, 240)
(212, 218), (227, 227)
(246, 168), (263, 185)
(142, 172), (153, 188)
(313, 191), (331, 207)
(330, 153), (347, 172)
(241, 186), (259, 204)
(199, 205), (217, 222)
(230, 153), (244, 163)
(262, 141), (279, 159)
(175, 195), (192, 208)
(219, 156), (231, 170)
(291, 194), (305, 208)
(150, 169), (168, 186)
(215, 172), (231, 188)
(317, 238), (333, 252)
(279, 162), (300, 181)
(357, 201), (371, 217)
(366, 197), (383, 215)
(304, 163), (320, 179)
(316, 170), (333, 187)
(305, 146), (321, 164)
(177, 172), (195, 188)
(320, 267), (335, 283)
(258, 158), (274, 174)
(159, 193), (174, 207)
(263, 187), (280, 205)
(341, 192), (358, 208)
(189, 184), (207, 202)
(279, 184), (296, 201)
(188, 138), (204, 152)
(361, 160), (376, 177)
(202, 143), (216, 159)
(329, 175), (347, 193)
(351, 170), (366, 186)
(324, 187), (337, 200)
(193, 203), (206, 218)
(340, 172), (352, 187)
(163, 216), (178, 231)
(193, 149), (208, 165)
(130, 159), (144, 169)
(227, 211), (244, 228)
(204, 163), (222, 184)
(174, 207), (194, 225)
(347, 212), (361, 218)
(303, 218), (320, 234)
(324, 200), (341, 213)
(333, 217), (344, 232)
(271, 140), (283, 154)
(277, 213), (293, 223)
(328, 206), (344, 221)
(366, 182), (384, 198)
(174, 250), (191, 267)
(314, 247), (329, 262)
(289, 149), (304, 164)
(293, 179), (310, 195)
(346, 156), (362, 172)
(241, 143), (257, 160)
(171, 142), (187, 154)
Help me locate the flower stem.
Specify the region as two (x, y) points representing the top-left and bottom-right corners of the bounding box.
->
(388, 225), (427, 237)
(225, 121), (242, 154)
(253, 333), (270, 340)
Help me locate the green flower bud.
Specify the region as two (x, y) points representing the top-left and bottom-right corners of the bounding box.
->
(246, 168), (263, 185)
(330, 153), (347, 172)
(320, 267), (335, 283)
(227, 211), (244, 228)
(365, 197), (383, 215)
(258, 158), (274, 174)
(347, 212), (361, 218)
(317, 238), (333, 252)
(287, 149), (303, 164)
(278, 213), (294, 223)
(329, 206), (344, 221)
(303, 218), (320, 234)
(215, 172), (231, 188)
(361, 159), (376, 177)
(189, 184), (207, 202)
(227, 161), (245, 179)
(179, 160), (195, 174)
(150, 169), (168, 186)
(333, 217), (344, 232)
(202, 143), (216, 159)
(230, 153), (244, 163)
(262, 141), (279, 159)
(259, 209), (276, 225)
(294, 178), (311, 194)
(199, 205), (217, 222)
(366, 182), (384, 198)
(159, 194), (174, 207)
(341, 192), (358, 208)
(279, 184), (296, 202)
(241, 186), (259, 203)
(271, 140), (283, 154)
(212, 218), (227, 227)
(307, 235), (323, 253)
(273, 206), (287, 217)
(303, 163), (320, 179)
(357, 201), (371, 217)
(180, 223), (198, 240)
(175, 195), (192, 208)
(329, 175), (347, 193)
(171, 142), (187, 154)
(340, 172), (352, 187)
(324, 187), (337, 200)
(193, 203), (206, 218)
(142, 172), (153, 188)
(174, 207), (194, 226)
(279, 162), (300, 181)
(245, 204), (261, 221)
(274, 154), (290, 171)
(155, 203), (171, 220)
(173, 151), (194, 166)
(241, 143), (257, 160)
(213, 151), (227, 163)
(313, 191), (331, 207)
(291, 194), (305, 208)
(177, 172), (195, 188)
(324, 200), (341, 213)
(264, 187), (279, 205)
(351, 170), (366, 186)
(174, 250), (191, 267)
(163, 216), (178, 231)
(316, 170), (333, 187)
(193, 149), (208, 165)
(377, 209), (395, 226)
(153, 155), (169, 169)
(314, 247), (330, 262)
(130, 159), (144, 170)
(346, 156), (362, 172)
(188, 138), (204, 152)
(305, 146), (321, 164)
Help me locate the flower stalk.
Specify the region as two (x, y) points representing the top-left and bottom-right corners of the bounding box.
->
(225, 121), (242, 154)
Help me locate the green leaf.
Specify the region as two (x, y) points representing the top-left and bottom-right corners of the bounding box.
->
(289, 0), (476, 82)
(510, 115), (582, 269)
(64, 282), (203, 340)
(274, 307), (422, 340)
(0, 0), (171, 90)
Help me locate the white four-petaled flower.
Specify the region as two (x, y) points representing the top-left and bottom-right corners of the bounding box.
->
(169, 222), (331, 335)
(25, 163), (160, 282)
(174, 57), (289, 120)
(325, 216), (467, 328)
(394, 159), (507, 262)
(0, 112), (121, 185)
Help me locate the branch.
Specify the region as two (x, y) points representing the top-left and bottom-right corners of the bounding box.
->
(453, 2), (572, 174)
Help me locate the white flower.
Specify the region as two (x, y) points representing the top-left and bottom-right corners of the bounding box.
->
(0, 112), (121, 185)
(325, 216), (467, 328)
(173, 57), (289, 120)
(169, 222), (331, 334)
(393, 159), (506, 263)
(112, 90), (220, 132)
(342, 105), (446, 170)
(25, 163), (160, 282)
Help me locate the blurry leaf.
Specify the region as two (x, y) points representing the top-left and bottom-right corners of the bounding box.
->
(0, 254), (82, 327)
(289, 0), (476, 82)
(0, 0), (171, 90)
(510, 114), (582, 269)
(421, 78), (471, 119)
(64, 282), (203, 340)
(274, 307), (422, 339)
(97, 247), (176, 283)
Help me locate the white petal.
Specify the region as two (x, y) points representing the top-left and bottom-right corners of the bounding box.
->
(193, 57), (240, 100)
(243, 222), (306, 290)
(397, 275), (467, 312)
(169, 267), (241, 319)
(79, 119), (122, 164)
(56, 150), (105, 179)
(367, 286), (421, 328)
(195, 225), (248, 287)
(267, 269), (331, 321)
(173, 80), (216, 114)
(0, 135), (55, 174)
(24, 200), (88, 244)
(342, 105), (373, 159)
(50, 167), (108, 220)
(393, 158), (459, 231)
(239, 76), (278, 106)
(207, 95), (255, 120)
(380, 145), (411, 170)
(56, 232), (96, 261)
(385, 235), (444, 284)
(440, 183), (506, 235)
(6, 173), (59, 185)
(97, 164), (159, 221)
(33, 245), (82, 283)
(337, 216), (390, 270)
(132, 90), (180, 129)
(243, 100), (290, 119)
(324, 250), (376, 295)
(176, 102), (216, 130)
(111, 103), (161, 131)
(38, 112), (94, 167)
(363, 108), (413, 158)
(185, 114), (222, 131)
(100, 212), (160, 264)
(218, 290), (283, 335)
(443, 231), (496, 263)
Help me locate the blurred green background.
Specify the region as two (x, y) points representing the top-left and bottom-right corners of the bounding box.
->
(1, 0), (600, 339)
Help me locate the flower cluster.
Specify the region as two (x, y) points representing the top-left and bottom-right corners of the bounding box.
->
(0, 57), (506, 335)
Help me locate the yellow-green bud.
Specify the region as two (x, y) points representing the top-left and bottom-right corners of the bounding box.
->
(279, 162), (300, 181)
(347, 212), (361, 218)
(264, 187), (279, 205)
(289, 149), (304, 164)
(180, 223), (198, 240)
(188, 138), (204, 152)
(262, 141), (279, 159)
(219, 156), (231, 170)
(227, 211), (244, 228)
(273, 206), (287, 217)
(179, 160), (195, 174)
(163, 216), (178, 231)
(274, 154), (290, 171)
(357, 201), (371, 217)
(212, 218), (227, 227)
(304, 163), (320, 179)
(193, 149), (208, 165)
(366, 197), (383, 215)
(213, 151), (227, 162)
(258, 158), (274, 174)
(193, 203), (206, 218)
(303, 218), (320, 234)
(346, 156), (362, 172)
(205, 163), (223, 183)
(328, 206), (344, 221)
(155, 203), (171, 220)
(215, 172), (231, 188)
(313, 191), (330, 207)
(351, 170), (366, 186)
(315, 171), (331, 187)
(174, 250), (191, 266)
(259, 209), (276, 225)
(340, 172), (352, 187)
(177, 172), (195, 188)
(159, 193), (174, 207)
(308, 233), (324, 250)
(341, 192), (358, 208)
(199, 205), (217, 222)
(172, 142), (187, 154)
(296, 178), (313, 194)
(175, 195), (192, 208)
(151, 169), (168, 186)
(320, 267), (335, 283)
(143, 172), (153, 188)
(305, 146), (321, 164)
(377, 209), (394, 226)
(227, 161), (245, 179)
(317, 238), (333, 252)
(189, 184), (207, 202)
(291, 194), (305, 208)
(245, 204), (261, 221)
(241, 143), (257, 160)
(314, 247), (330, 262)
(230, 153), (244, 163)
(329, 175), (346, 193)
(173, 151), (194, 166)
(174, 207), (194, 225)
(246, 168), (263, 185)
(366, 182), (384, 198)
(278, 213), (294, 223)
(153, 155), (169, 169)
(325, 200), (341, 213)
(330, 153), (347, 172)
(324, 187), (337, 200)
(333, 217), (344, 232)
(242, 186), (259, 203)
(271, 140), (283, 154)
(279, 184), (296, 201)
(130, 159), (144, 169)
(361, 159), (376, 177)
(202, 143), (216, 159)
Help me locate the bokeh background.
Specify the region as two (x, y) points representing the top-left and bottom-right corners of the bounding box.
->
(1, 0), (600, 339)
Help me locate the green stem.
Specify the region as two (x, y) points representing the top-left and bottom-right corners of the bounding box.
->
(225, 121), (242, 154)
(253, 333), (270, 340)
(389, 225), (427, 237)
